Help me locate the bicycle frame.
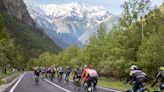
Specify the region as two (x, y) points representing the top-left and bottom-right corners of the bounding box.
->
(129, 84), (143, 92)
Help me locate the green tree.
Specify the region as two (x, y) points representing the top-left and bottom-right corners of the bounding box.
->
(0, 13), (9, 39)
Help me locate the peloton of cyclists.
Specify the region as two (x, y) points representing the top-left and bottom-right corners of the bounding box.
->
(32, 64), (164, 92)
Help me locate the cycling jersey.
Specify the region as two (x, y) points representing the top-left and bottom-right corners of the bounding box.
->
(81, 68), (89, 80)
(34, 69), (40, 77)
(152, 70), (164, 88)
(88, 69), (98, 77)
(126, 70), (147, 92)
(66, 68), (71, 74)
(84, 69), (97, 81)
(85, 69), (98, 90)
(58, 67), (64, 74)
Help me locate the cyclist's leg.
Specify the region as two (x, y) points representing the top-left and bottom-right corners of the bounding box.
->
(76, 76), (81, 87)
(133, 81), (140, 92)
(54, 71), (56, 78)
(87, 78), (91, 88)
(160, 83), (164, 91)
(64, 73), (67, 81)
(59, 72), (62, 80)
(93, 78), (98, 88)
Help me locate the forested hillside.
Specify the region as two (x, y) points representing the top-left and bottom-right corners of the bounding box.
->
(0, 13), (23, 70)
(0, 0), (61, 70)
(32, 1), (164, 79)
(2, 12), (61, 59)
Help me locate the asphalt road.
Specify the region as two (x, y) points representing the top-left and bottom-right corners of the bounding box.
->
(6, 72), (122, 92)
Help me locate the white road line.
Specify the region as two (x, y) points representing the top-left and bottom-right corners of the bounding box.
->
(97, 86), (122, 92)
(9, 73), (26, 92)
(44, 79), (71, 92)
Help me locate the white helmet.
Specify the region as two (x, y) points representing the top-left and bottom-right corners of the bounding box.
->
(130, 65), (138, 70)
(84, 65), (87, 68)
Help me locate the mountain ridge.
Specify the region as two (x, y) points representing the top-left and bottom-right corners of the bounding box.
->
(0, 0), (61, 59)
(25, 1), (119, 48)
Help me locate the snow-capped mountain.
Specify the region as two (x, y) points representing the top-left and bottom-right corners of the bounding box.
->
(24, 0), (118, 48)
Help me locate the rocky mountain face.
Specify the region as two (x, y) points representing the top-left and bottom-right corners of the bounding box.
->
(0, 0), (35, 27)
(24, 1), (119, 48)
(0, 0), (61, 58)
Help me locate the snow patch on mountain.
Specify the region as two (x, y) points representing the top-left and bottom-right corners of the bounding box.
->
(24, 0), (118, 48)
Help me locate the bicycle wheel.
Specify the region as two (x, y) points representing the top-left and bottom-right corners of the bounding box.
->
(91, 82), (94, 92)
(58, 74), (62, 83)
(35, 76), (39, 85)
(142, 88), (150, 92)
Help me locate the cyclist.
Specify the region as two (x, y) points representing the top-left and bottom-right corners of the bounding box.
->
(73, 67), (82, 81)
(45, 67), (49, 78)
(74, 67), (82, 89)
(54, 66), (57, 78)
(151, 66), (164, 91)
(73, 66), (78, 82)
(57, 66), (64, 81)
(34, 67), (40, 84)
(64, 66), (71, 84)
(85, 65), (99, 91)
(125, 65), (148, 92)
(34, 67), (40, 77)
(49, 66), (55, 81)
(41, 66), (46, 80)
(81, 65), (89, 86)
(125, 65), (138, 84)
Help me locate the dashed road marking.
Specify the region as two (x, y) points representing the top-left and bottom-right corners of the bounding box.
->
(45, 79), (71, 92)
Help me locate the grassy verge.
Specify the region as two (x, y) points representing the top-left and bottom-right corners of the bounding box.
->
(97, 77), (158, 91)
(68, 74), (158, 91)
(0, 69), (18, 85)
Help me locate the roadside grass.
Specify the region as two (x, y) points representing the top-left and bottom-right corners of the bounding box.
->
(97, 77), (158, 92)
(0, 69), (17, 85)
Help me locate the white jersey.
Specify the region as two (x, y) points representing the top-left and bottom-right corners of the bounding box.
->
(88, 69), (98, 77)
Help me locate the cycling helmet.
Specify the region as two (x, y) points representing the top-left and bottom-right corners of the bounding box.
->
(89, 65), (94, 69)
(84, 64), (87, 68)
(160, 66), (164, 71)
(130, 65), (138, 70)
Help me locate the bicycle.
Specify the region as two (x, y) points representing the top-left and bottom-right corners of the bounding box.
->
(126, 82), (150, 92)
(153, 83), (164, 92)
(58, 73), (62, 83)
(41, 72), (45, 80)
(87, 80), (97, 92)
(74, 77), (81, 91)
(35, 76), (39, 85)
(64, 75), (69, 85)
(49, 72), (55, 82)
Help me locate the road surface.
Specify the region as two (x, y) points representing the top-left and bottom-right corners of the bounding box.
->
(5, 72), (122, 92)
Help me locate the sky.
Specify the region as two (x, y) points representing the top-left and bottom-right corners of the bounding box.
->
(32, 0), (163, 14)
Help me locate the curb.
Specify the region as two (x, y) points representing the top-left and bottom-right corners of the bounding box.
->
(0, 73), (22, 92)
(1, 73), (20, 83)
